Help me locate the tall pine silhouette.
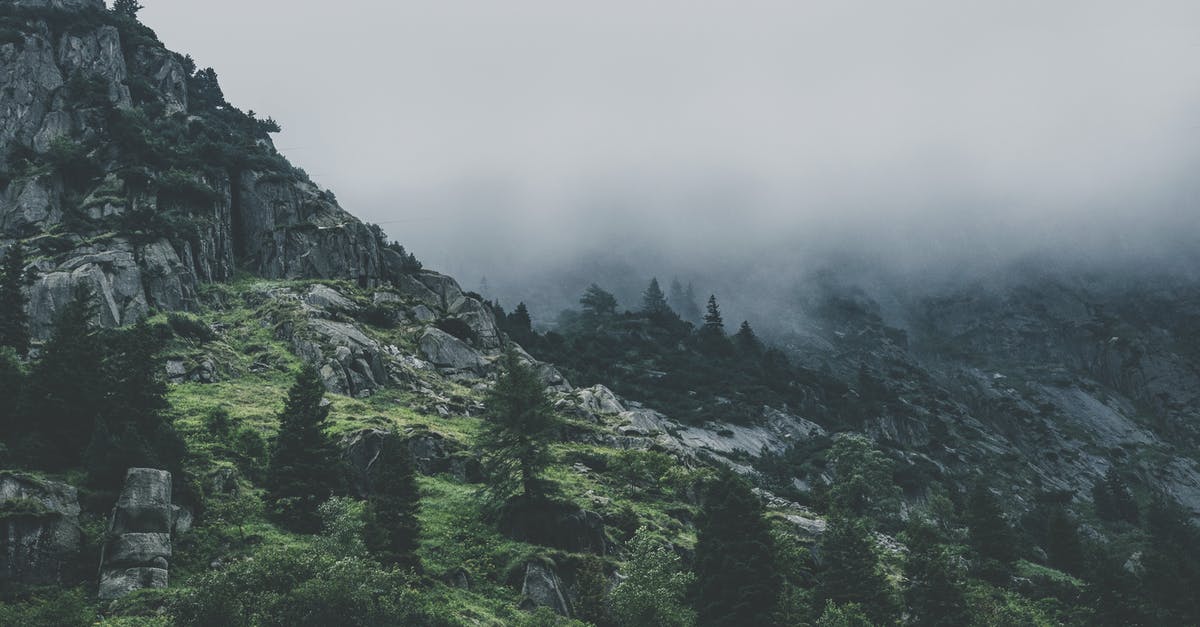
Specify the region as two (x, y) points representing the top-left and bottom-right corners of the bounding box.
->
(0, 244), (29, 355)
(363, 433), (422, 571)
(693, 468), (780, 626)
(266, 364), (342, 532)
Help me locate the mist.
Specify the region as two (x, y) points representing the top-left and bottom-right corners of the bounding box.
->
(138, 0), (1200, 329)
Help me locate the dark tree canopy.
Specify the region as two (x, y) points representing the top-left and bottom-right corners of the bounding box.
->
(0, 243), (29, 356)
(24, 285), (104, 467)
(903, 521), (968, 627)
(640, 277), (672, 319)
(265, 364), (343, 533)
(112, 0), (144, 18)
(817, 513), (896, 624)
(580, 283), (618, 317)
(693, 468), (781, 627)
(702, 295), (724, 333)
(363, 434), (422, 571)
(1093, 466), (1139, 524)
(480, 349), (559, 502)
(965, 482), (1017, 570)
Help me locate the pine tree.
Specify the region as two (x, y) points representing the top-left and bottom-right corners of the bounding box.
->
(25, 284), (104, 467)
(580, 283), (618, 317)
(817, 513), (896, 624)
(732, 321), (762, 356)
(0, 347), (23, 444)
(681, 282), (703, 323)
(640, 278), (672, 319)
(1141, 497), (1200, 623)
(903, 522), (968, 627)
(479, 349), (559, 502)
(112, 0), (143, 18)
(702, 295), (724, 333)
(265, 364), (343, 532)
(363, 434), (421, 571)
(1045, 505), (1084, 574)
(85, 320), (184, 488)
(0, 243), (29, 356)
(693, 468), (781, 627)
(965, 482), (1017, 571)
(505, 302), (535, 344)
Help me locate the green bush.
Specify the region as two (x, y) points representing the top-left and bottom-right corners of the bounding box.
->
(168, 313), (216, 343)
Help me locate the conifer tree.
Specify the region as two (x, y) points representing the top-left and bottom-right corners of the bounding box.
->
(265, 364), (342, 532)
(1140, 497), (1200, 623)
(479, 349), (558, 502)
(112, 0), (144, 18)
(85, 320), (184, 488)
(0, 348), (23, 444)
(505, 302), (535, 344)
(580, 283), (618, 317)
(1045, 505), (1084, 574)
(817, 513), (896, 624)
(363, 434), (421, 571)
(0, 243), (29, 356)
(702, 295), (724, 334)
(693, 468), (781, 627)
(965, 482), (1017, 570)
(903, 521), (968, 627)
(25, 284), (103, 467)
(732, 321), (762, 356)
(640, 278), (672, 319)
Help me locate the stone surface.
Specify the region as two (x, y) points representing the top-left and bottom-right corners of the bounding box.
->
(100, 468), (173, 599)
(418, 327), (484, 371)
(520, 560), (572, 617)
(0, 473), (82, 584)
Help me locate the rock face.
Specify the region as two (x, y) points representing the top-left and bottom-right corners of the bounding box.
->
(99, 468), (173, 599)
(418, 327), (485, 372)
(520, 560), (572, 617)
(0, 472), (82, 584)
(344, 428), (481, 497)
(0, 5), (415, 339)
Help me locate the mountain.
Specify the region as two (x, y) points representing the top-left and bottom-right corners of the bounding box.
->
(1, 1), (1199, 625)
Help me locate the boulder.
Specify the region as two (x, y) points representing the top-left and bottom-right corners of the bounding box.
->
(418, 327), (484, 371)
(304, 284), (356, 312)
(0, 473), (82, 584)
(344, 428), (479, 497)
(520, 560), (572, 617)
(100, 468), (173, 599)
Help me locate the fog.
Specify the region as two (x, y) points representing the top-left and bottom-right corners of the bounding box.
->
(139, 1), (1200, 328)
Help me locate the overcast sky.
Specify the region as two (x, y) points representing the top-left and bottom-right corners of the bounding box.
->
(138, 1), (1200, 298)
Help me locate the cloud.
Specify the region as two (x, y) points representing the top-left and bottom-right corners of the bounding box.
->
(140, 0), (1200, 310)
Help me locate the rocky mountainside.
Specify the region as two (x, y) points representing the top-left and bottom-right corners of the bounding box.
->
(1, 0), (416, 339)
(770, 267), (1200, 515)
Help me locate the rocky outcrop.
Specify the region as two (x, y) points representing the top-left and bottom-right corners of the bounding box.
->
(418, 327), (484, 372)
(520, 560), (572, 617)
(0, 472), (82, 584)
(99, 468), (173, 599)
(344, 428), (480, 497)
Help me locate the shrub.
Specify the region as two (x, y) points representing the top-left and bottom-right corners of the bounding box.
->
(167, 313), (216, 343)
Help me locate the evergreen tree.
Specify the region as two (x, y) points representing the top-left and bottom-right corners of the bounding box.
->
(732, 321), (762, 357)
(668, 278), (703, 323)
(640, 278), (672, 319)
(25, 285), (104, 467)
(580, 283), (618, 317)
(265, 364), (342, 532)
(0, 243), (29, 356)
(610, 527), (696, 627)
(363, 434), (421, 571)
(903, 522), (968, 627)
(1140, 496), (1200, 623)
(112, 0), (144, 18)
(1045, 505), (1084, 574)
(693, 468), (781, 627)
(85, 320), (184, 488)
(965, 482), (1017, 571)
(0, 348), (23, 445)
(505, 302), (535, 344)
(826, 434), (901, 526)
(702, 295), (724, 334)
(479, 349), (559, 502)
(817, 513), (896, 624)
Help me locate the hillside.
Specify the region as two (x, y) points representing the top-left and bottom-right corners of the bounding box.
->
(1, 1), (1199, 626)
